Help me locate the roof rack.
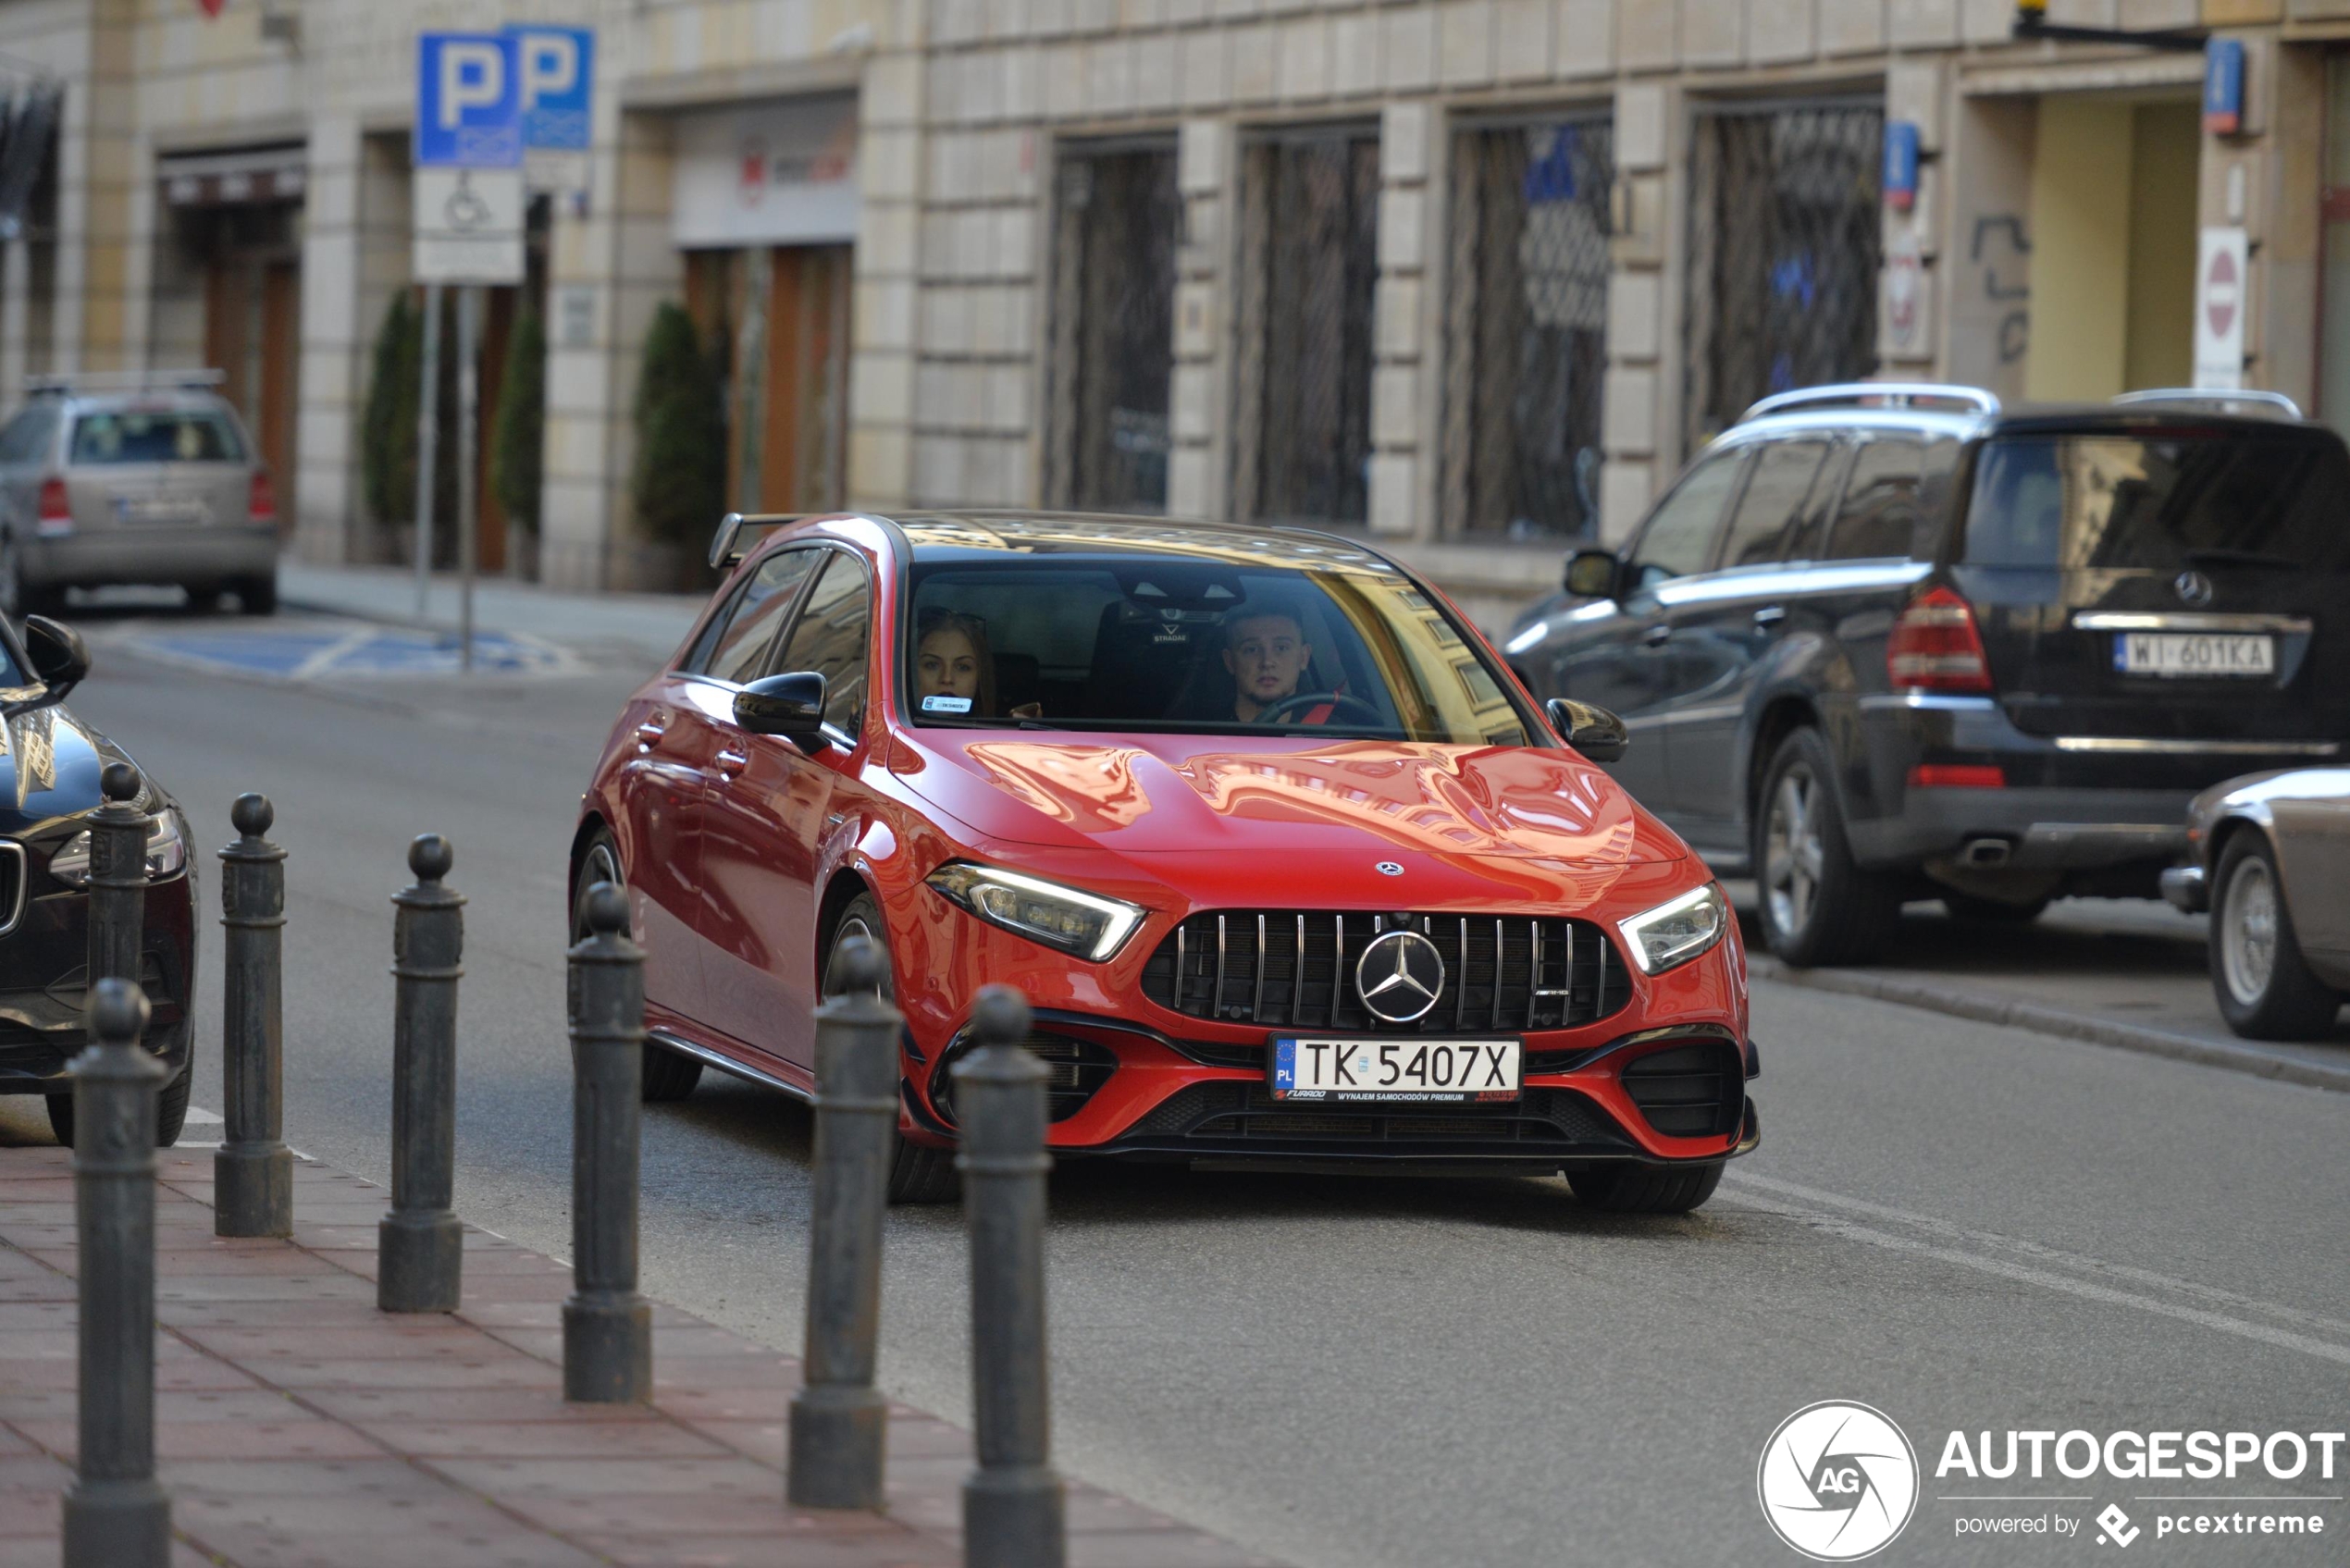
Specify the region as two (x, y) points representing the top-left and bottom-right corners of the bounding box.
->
(24, 368), (227, 398)
(2110, 388), (2304, 420)
(1738, 382), (2001, 425)
(708, 511), (810, 569)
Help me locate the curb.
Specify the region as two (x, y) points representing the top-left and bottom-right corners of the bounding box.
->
(1750, 957), (2350, 1094)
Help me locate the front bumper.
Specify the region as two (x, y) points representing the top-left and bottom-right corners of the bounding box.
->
(2160, 862), (2208, 914)
(0, 870), (198, 1091)
(22, 525), (277, 589)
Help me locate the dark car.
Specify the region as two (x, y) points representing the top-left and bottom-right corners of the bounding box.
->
(1504, 383), (2350, 966)
(1, 613), (197, 1142)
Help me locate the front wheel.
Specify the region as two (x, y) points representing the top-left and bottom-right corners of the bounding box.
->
(2210, 833), (2342, 1041)
(822, 893), (958, 1204)
(47, 1064), (192, 1148)
(574, 829), (702, 1102)
(1751, 728), (1900, 967)
(1568, 1162), (1723, 1215)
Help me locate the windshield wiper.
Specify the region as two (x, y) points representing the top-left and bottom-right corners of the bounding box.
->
(2183, 548), (2301, 572)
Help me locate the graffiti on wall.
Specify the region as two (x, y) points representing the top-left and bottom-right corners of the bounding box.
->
(1972, 214), (2031, 364)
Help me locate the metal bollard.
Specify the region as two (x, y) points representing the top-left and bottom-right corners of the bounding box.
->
(954, 986), (1066, 1568)
(379, 833), (464, 1313)
(215, 794), (291, 1238)
(62, 978), (170, 1568)
(787, 935), (899, 1510)
(84, 761), (146, 989)
(563, 883), (651, 1402)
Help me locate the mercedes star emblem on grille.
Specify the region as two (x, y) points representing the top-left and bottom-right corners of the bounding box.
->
(1354, 929), (1446, 1023)
(1375, 861), (1404, 877)
(2173, 568), (2216, 607)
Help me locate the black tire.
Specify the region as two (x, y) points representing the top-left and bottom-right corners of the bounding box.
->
(573, 828), (703, 1102)
(1568, 1162), (1724, 1215)
(1751, 728), (1901, 967)
(232, 574), (278, 616)
(2210, 832), (2343, 1041)
(822, 892), (958, 1205)
(1940, 892), (2050, 925)
(47, 1066), (192, 1148)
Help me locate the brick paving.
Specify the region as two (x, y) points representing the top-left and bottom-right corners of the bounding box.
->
(0, 1147), (1279, 1568)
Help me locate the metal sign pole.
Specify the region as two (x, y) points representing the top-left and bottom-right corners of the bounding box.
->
(456, 284), (479, 673)
(414, 282), (441, 618)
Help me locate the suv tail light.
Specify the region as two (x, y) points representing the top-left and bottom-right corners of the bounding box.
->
(1887, 586), (1993, 693)
(248, 470), (277, 526)
(35, 476), (71, 536)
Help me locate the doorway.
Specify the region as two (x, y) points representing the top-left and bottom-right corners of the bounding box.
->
(2023, 94), (2198, 401)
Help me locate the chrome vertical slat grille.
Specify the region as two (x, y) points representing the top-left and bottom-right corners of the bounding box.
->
(1141, 909), (1632, 1032)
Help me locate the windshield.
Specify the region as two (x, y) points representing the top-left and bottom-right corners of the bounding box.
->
(1962, 432), (2350, 572)
(69, 409), (245, 465)
(904, 557), (1539, 745)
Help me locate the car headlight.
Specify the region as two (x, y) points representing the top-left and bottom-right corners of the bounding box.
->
(924, 861), (1147, 962)
(47, 811), (189, 888)
(1616, 882), (1728, 975)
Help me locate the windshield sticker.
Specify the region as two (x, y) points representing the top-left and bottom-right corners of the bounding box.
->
(921, 694), (973, 713)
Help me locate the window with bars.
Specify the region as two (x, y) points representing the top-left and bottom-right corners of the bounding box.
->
(1233, 126), (1379, 527)
(1044, 141), (1181, 512)
(1683, 102), (1884, 452)
(1440, 117), (1614, 540)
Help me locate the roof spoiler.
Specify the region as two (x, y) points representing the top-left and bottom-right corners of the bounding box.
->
(1738, 382), (2000, 425)
(2110, 388), (2304, 421)
(708, 511), (808, 570)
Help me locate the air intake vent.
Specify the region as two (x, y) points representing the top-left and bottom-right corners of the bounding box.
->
(1139, 911), (1630, 1033)
(1619, 1039), (1745, 1140)
(929, 1031), (1118, 1126)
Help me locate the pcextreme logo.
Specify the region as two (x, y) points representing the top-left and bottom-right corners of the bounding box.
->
(1757, 1401), (1922, 1562)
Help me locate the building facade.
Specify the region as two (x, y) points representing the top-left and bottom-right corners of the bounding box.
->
(0, 0), (2340, 627)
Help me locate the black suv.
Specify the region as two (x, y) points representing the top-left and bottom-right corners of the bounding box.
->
(1504, 383), (2350, 966)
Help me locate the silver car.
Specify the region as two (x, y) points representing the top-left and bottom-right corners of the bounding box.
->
(2162, 769), (2350, 1041)
(0, 372), (278, 617)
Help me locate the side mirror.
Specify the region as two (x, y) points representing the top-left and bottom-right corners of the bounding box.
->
(1563, 549), (1621, 600)
(734, 671), (827, 750)
(21, 614), (89, 697)
(1546, 698), (1628, 764)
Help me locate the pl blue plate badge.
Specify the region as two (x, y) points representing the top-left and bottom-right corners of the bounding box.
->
(921, 695), (973, 713)
(1272, 1038), (1296, 1094)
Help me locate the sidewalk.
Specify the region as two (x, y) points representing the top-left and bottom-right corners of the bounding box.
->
(0, 1147), (1277, 1568)
(278, 562), (703, 669)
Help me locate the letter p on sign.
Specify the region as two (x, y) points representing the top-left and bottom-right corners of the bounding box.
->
(414, 31), (523, 168)
(439, 41), (504, 129)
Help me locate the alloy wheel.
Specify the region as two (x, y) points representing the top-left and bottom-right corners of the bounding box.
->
(576, 843), (625, 937)
(822, 913), (894, 1001)
(2220, 856), (2279, 1005)
(1763, 764), (1824, 939)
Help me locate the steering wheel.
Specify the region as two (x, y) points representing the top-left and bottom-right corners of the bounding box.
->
(1255, 691), (1386, 727)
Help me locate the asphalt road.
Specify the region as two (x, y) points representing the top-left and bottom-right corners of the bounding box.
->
(10, 605), (2348, 1568)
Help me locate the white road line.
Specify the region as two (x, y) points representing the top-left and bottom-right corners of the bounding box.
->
(1727, 1170), (2350, 1340)
(289, 626), (377, 681)
(182, 1105), (224, 1125)
(1723, 1179), (2350, 1368)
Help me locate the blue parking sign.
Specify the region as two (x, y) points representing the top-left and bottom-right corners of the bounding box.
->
(414, 32), (522, 168)
(509, 26), (593, 152)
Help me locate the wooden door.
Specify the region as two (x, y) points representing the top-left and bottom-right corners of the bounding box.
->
(204, 261), (249, 414)
(759, 245), (851, 512)
(258, 262), (300, 537)
(473, 286), (514, 574)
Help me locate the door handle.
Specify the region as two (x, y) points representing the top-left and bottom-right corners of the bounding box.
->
(635, 718), (669, 748)
(713, 747), (749, 777)
(1642, 623), (1673, 647)
(1751, 606), (1787, 628)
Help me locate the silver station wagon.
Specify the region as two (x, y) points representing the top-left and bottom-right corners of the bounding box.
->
(0, 371), (279, 617)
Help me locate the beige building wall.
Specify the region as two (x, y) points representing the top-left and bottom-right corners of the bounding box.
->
(0, 0), (2336, 614)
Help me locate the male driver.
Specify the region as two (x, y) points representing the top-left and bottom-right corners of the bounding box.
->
(1223, 607), (1319, 722)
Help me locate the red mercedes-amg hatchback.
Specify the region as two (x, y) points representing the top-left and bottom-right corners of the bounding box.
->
(575, 512), (1756, 1212)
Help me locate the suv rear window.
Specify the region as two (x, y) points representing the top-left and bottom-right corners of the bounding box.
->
(1963, 431), (2350, 572)
(69, 410), (244, 465)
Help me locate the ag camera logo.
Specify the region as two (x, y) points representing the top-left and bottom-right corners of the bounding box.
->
(1758, 1401), (1920, 1562)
